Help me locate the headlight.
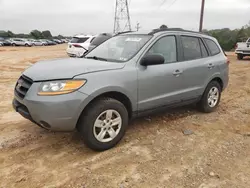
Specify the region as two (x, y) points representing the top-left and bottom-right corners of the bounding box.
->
(38, 80), (86, 96)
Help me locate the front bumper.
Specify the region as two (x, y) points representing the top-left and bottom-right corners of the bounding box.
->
(13, 83), (93, 131)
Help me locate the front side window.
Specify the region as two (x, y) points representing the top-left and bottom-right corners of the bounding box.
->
(181, 36), (202, 61)
(85, 34), (152, 62)
(204, 38), (221, 56)
(146, 36), (177, 64)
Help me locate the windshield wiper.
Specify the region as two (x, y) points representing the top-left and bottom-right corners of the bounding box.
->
(86, 56), (108, 61)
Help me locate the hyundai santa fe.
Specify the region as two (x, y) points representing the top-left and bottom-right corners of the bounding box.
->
(13, 28), (229, 151)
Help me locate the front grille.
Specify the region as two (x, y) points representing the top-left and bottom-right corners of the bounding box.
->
(15, 75), (33, 99)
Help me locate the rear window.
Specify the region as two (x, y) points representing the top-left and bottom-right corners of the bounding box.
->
(204, 38), (221, 56)
(91, 35), (111, 46)
(70, 37), (89, 43)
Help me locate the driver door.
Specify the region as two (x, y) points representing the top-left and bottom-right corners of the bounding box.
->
(137, 35), (185, 111)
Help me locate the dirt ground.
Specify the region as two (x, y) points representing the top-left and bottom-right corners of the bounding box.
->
(0, 45), (250, 188)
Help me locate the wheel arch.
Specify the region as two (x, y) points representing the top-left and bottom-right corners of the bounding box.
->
(205, 74), (224, 91)
(76, 89), (135, 130)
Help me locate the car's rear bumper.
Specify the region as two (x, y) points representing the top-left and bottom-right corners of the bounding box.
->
(235, 50), (250, 55)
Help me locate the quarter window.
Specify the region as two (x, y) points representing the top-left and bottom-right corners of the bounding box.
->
(199, 39), (209, 57)
(204, 38), (221, 56)
(146, 36), (177, 64)
(181, 36), (202, 61)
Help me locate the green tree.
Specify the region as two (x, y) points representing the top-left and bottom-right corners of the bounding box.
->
(30, 30), (43, 39)
(7, 30), (14, 37)
(42, 30), (52, 39)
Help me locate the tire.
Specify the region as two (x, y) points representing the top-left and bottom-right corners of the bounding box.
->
(12, 43), (16, 46)
(77, 98), (128, 151)
(25, 44), (29, 47)
(197, 81), (221, 113)
(237, 54), (243, 60)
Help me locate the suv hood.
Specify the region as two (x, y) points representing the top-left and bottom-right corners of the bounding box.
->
(23, 58), (125, 81)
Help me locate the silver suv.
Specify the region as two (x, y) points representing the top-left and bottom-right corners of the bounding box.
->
(13, 28), (229, 151)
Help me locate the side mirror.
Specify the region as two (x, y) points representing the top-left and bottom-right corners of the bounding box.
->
(140, 54), (165, 66)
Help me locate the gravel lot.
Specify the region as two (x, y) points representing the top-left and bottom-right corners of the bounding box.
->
(0, 45), (250, 188)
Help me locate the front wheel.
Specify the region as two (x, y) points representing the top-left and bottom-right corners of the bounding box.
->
(77, 98), (128, 151)
(197, 81), (221, 113)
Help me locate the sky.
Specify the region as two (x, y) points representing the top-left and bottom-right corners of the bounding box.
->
(0, 0), (249, 36)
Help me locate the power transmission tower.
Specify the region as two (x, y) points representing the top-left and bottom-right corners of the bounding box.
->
(113, 0), (132, 34)
(199, 0), (205, 32)
(135, 22), (141, 31)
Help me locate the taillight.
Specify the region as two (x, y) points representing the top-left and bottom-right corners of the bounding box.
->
(73, 44), (82, 48)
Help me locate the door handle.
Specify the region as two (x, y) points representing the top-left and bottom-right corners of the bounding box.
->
(173, 70), (183, 76)
(208, 63), (215, 69)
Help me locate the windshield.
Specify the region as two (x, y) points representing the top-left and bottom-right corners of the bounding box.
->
(85, 34), (152, 62)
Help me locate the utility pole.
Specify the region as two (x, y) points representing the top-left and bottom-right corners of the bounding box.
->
(199, 0), (205, 32)
(113, 0), (132, 34)
(135, 22), (141, 31)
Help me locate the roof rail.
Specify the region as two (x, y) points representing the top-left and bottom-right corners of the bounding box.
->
(148, 28), (203, 35)
(114, 30), (135, 36)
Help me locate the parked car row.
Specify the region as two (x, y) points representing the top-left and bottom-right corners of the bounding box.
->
(67, 33), (113, 57)
(0, 37), (70, 47)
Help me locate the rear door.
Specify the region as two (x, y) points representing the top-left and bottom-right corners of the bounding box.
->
(180, 36), (223, 100)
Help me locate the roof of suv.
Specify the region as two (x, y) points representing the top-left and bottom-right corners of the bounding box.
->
(118, 28), (211, 38)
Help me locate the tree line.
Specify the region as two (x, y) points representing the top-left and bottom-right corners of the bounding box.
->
(156, 23), (250, 51)
(1, 23), (250, 51)
(203, 22), (250, 51)
(0, 30), (67, 39)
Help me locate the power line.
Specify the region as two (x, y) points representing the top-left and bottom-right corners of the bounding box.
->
(165, 0), (178, 10)
(159, 0), (168, 8)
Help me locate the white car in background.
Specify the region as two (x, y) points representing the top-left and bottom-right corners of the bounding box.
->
(10, 38), (32, 47)
(32, 40), (44, 46)
(66, 35), (95, 57)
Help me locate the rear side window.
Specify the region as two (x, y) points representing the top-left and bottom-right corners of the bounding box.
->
(204, 38), (221, 55)
(181, 36), (202, 61)
(199, 39), (209, 57)
(71, 37), (89, 43)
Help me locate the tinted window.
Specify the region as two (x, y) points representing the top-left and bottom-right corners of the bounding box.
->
(199, 39), (209, 57)
(91, 35), (111, 46)
(181, 36), (202, 61)
(146, 36), (177, 64)
(204, 38), (221, 55)
(71, 37), (89, 43)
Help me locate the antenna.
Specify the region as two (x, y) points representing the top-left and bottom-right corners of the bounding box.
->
(113, 0), (132, 34)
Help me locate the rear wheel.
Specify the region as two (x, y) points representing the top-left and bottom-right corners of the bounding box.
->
(77, 98), (128, 151)
(237, 54), (243, 60)
(197, 81), (221, 113)
(12, 43), (16, 46)
(25, 43), (29, 47)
